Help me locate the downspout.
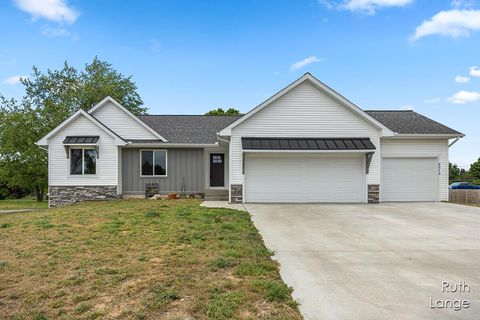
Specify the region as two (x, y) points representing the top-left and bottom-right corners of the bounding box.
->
(448, 137), (460, 147)
(216, 134), (230, 144)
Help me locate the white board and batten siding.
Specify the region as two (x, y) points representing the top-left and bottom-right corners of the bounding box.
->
(380, 139), (449, 201)
(48, 115), (119, 188)
(90, 101), (158, 140)
(230, 81), (382, 194)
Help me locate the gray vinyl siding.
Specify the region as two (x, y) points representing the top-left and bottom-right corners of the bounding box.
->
(122, 148), (205, 194)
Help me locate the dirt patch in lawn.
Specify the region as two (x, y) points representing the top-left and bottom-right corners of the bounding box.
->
(0, 199), (301, 319)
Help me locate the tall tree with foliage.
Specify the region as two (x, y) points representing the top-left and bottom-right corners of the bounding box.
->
(470, 158), (480, 180)
(449, 162), (461, 182)
(0, 57), (146, 201)
(205, 107), (242, 116)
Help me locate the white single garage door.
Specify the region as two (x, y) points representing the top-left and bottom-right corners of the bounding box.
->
(381, 158), (437, 202)
(245, 153), (365, 203)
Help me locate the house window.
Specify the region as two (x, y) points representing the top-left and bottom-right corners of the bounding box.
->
(212, 155), (223, 164)
(70, 148), (97, 175)
(141, 150), (167, 176)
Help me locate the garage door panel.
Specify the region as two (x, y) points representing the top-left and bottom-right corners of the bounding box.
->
(245, 154), (365, 203)
(381, 158), (437, 202)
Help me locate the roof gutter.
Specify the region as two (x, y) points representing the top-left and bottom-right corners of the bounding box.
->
(384, 133), (466, 139)
(124, 142), (218, 148)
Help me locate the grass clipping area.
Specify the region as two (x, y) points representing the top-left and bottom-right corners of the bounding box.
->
(0, 200), (301, 319)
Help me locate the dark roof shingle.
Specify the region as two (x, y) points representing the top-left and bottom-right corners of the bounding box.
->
(137, 115), (241, 144)
(133, 110), (461, 145)
(365, 110), (463, 135)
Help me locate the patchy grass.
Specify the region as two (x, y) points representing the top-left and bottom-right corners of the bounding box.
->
(0, 198), (48, 210)
(0, 199), (301, 319)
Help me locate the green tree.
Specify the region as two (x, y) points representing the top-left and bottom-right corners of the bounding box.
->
(0, 58), (145, 201)
(0, 99), (47, 201)
(449, 162), (461, 182)
(205, 107), (242, 116)
(470, 158), (480, 180)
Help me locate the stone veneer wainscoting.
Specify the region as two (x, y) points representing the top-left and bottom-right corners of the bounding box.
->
(368, 184), (380, 203)
(49, 186), (120, 208)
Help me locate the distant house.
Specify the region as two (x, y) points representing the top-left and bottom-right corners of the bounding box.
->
(37, 73), (464, 207)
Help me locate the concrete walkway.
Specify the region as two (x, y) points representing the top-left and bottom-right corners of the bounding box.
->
(246, 202), (480, 320)
(200, 201), (246, 211)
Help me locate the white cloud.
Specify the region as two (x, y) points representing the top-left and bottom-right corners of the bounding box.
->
(289, 56), (323, 72)
(469, 66), (480, 77)
(41, 25), (70, 37)
(319, 0), (413, 14)
(13, 0), (78, 24)
(451, 0), (475, 9)
(343, 0), (413, 14)
(400, 105), (414, 110)
(3, 75), (29, 85)
(447, 90), (480, 104)
(424, 97), (441, 104)
(411, 10), (480, 40)
(454, 75), (470, 83)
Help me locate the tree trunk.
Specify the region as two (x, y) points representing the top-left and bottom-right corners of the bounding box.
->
(35, 186), (44, 202)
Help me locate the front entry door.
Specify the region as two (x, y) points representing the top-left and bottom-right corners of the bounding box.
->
(210, 154), (225, 187)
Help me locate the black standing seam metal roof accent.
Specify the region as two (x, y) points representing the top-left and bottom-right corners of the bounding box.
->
(63, 136), (100, 144)
(242, 138), (376, 150)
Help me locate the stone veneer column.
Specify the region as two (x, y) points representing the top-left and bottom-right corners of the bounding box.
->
(368, 184), (380, 203)
(230, 184), (243, 204)
(49, 186), (120, 208)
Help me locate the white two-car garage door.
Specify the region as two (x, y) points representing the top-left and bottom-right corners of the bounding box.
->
(245, 153), (365, 203)
(381, 158), (437, 202)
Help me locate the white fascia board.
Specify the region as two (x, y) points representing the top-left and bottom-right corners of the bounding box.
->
(36, 109), (126, 146)
(384, 133), (465, 139)
(243, 149), (375, 153)
(123, 143), (218, 148)
(88, 96), (168, 142)
(218, 73), (395, 137)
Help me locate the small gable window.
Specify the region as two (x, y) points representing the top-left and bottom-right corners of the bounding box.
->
(141, 150), (167, 176)
(70, 148), (97, 175)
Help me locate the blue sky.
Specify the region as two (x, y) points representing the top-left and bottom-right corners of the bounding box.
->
(0, 0), (479, 167)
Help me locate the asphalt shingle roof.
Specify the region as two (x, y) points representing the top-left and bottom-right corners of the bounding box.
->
(137, 115), (241, 144)
(365, 110), (463, 135)
(133, 110), (461, 145)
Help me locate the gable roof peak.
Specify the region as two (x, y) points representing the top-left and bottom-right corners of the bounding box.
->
(88, 95), (168, 142)
(36, 109), (126, 146)
(88, 96), (123, 113)
(218, 72), (395, 136)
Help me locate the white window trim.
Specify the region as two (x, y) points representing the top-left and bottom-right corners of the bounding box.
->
(69, 147), (98, 176)
(140, 149), (168, 177)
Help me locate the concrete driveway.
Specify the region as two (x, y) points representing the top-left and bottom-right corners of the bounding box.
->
(246, 202), (480, 320)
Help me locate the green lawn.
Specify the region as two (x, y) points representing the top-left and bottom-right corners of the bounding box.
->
(0, 198), (48, 210)
(0, 199), (301, 319)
